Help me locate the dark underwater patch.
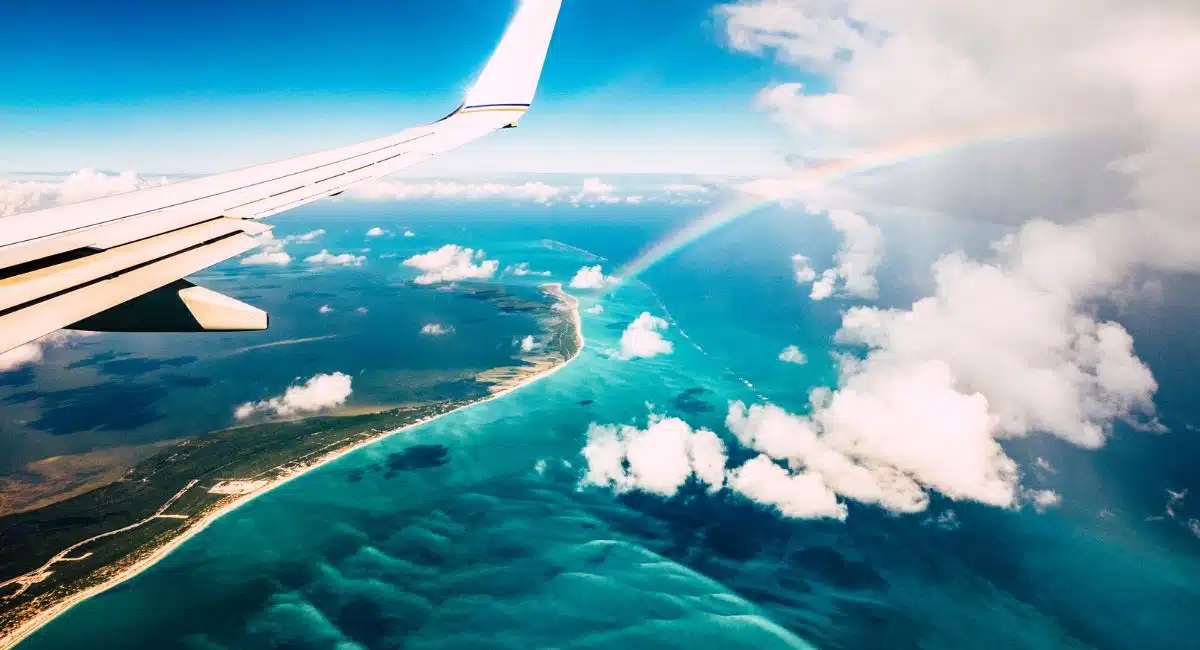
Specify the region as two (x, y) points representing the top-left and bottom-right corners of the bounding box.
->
(16, 383), (169, 435)
(65, 350), (127, 370)
(0, 367), (35, 388)
(160, 374), (213, 389)
(97, 355), (198, 377)
(792, 546), (886, 591)
(672, 387), (714, 414)
(369, 444), (451, 479)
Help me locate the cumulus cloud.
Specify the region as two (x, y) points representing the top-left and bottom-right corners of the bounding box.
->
(419, 323), (454, 336)
(304, 250), (365, 267)
(0, 169), (168, 217)
(518, 335), (540, 353)
(404, 230), (416, 237)
(791, 210), (883, 301)
(0, 330), (94, 373)
(506, 262), (551, 277)
(581, 177), (616, 195)
(234, 372), (352, 420)
(727, 455), (848, 520)
(791, 254), (817, 284)
(617, 313), (674, 359)
(577, 412), (845, 521)
(284, 229), (325, 243)
(241, 233), (292, 266)
(365, 227), (387, 237)
(581, 415), (727, 497)
(778, 345), (807, 364)
(318, 304), (333, 314)
(705, 0), (1200, 519)
(355, 307), (368, 314)
(568, 265), (618, 290)
(584, 304), (605, 315)
(240, 230), (326, 266)
(569, 177), (622, 206)
(717, 0), (1199, 252)
(402, 245), (499, 285)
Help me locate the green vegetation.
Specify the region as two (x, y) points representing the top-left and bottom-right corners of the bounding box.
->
(0, 401), (465, 636)
(0, 282), (581, 643)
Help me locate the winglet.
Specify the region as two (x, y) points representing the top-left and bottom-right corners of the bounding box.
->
(456, 0), (562, 124)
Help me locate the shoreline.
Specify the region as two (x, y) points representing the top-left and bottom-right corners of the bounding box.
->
(0, 285), (584, 650)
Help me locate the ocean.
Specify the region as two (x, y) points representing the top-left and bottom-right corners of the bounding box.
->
(13, 200), (1200, 649)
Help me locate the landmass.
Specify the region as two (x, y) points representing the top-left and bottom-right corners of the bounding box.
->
(0, 283), (582, 649)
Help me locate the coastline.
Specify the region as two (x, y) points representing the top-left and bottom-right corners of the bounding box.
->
(0, 284), (584, 650)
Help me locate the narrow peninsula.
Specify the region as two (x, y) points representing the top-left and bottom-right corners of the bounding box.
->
(0, 283), (582, 649)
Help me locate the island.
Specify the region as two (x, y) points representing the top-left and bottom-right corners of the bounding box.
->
(0, 282), (582, 649)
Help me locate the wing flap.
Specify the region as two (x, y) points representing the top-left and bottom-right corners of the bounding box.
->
(0, 218), (265, 313)
(0, 233), (259, 354)
(70, 280), (268, 333)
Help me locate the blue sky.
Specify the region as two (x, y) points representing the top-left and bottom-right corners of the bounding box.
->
(0, 0), (792, 176)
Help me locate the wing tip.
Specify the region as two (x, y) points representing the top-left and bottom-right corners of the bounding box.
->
(461, 0), (563, 113)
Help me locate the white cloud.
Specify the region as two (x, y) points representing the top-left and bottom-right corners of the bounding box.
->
(304, 250), (365, 267)
(518, 335), (540, 353)
(617, 313), (674, 360)
(1027, 489), (1062, 513)
(663, 183), (711, 195)
(419, 323), (454, 336)
(241, 233), (291, 266)
(584, 304), (604, 315)
(365, 227), (387, 237)
(791, 254), (817, 284)
(792, 210), (883, 301)
(568, 265), (617, 290)
(570, 177), (622, 206)
(0, 330), (94, 373)
(705, 0), (1200, 520)
(284, 229), (325, 243)
(778, 345), (808, 364)
(355, 307), (368, 314)
(402, 244), (499, 285)
(348, 178), (562, 204)
(234, 372), (352, 420)
(717, 0), (1200, 256)
(922, 509), (962, 531)
(0, 169), (168, 217)
(404, 230), (416, 237)
(506, 262), (551, 277)
(726, 455), (848, 520)
(241, 249), (292, 266)
(580, 415), (727, 497)
(241, 230), (325, 266)
(318, 304), (333, 314)
(581, 177), (616, 196)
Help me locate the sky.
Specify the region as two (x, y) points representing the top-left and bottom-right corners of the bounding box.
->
(0, 0), (790, 176)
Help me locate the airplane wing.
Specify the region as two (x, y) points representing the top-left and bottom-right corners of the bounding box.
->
(0, 0), (562, 356)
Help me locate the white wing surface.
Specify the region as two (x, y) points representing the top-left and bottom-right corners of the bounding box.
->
(0, 0), (562, 356)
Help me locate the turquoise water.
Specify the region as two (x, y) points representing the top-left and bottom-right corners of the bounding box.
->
(15, 203), (1200, 649)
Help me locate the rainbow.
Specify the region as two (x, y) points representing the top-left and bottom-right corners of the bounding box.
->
(611, 119), (1060, 283)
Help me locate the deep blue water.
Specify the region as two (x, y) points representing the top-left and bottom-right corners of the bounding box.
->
(12, 201), (1200, 649)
